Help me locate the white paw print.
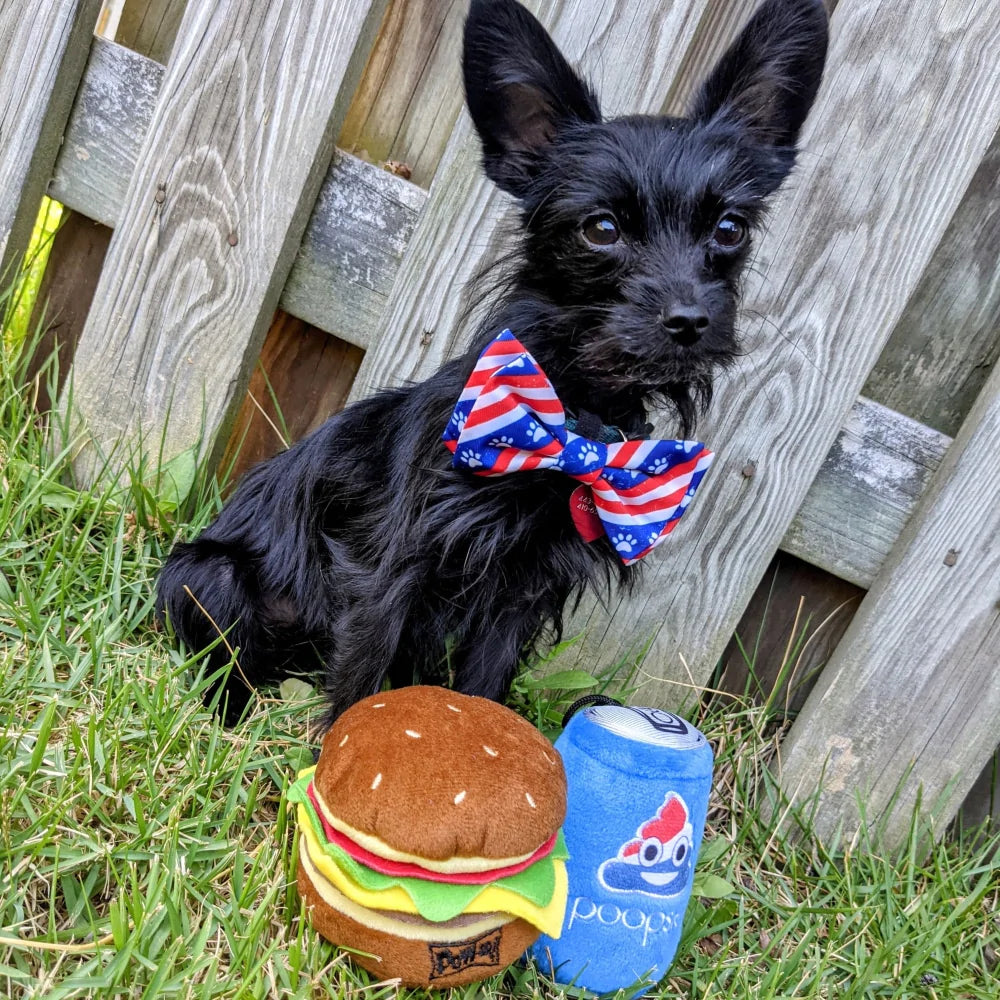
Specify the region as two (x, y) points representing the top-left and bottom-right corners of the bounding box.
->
(489, 434), (515, 447)
(578, 444), (600, 465)
(527, 420), (547, 442)
(508, 355), (526, 368)
(453, 410), (467, 432)
(651, 456), (671, 474)
(613, 532), (637, 553)
(460, 448), (483, 468)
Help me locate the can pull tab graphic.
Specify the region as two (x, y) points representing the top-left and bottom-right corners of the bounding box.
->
(584, 705), (707, 750)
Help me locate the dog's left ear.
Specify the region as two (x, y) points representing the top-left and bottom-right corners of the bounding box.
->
(691, 0), (828, 175)
(463, 0), (601, 198)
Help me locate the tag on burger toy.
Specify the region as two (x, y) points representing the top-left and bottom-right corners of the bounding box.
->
(289, 687), (569, 988)
(530, 703), (713, 996)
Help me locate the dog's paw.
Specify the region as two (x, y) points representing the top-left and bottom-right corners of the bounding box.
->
(612, 532), (637, 553)
(459, 448), (484, 468)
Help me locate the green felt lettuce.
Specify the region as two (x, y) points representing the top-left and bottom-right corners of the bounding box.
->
(288, 770), (568, 923)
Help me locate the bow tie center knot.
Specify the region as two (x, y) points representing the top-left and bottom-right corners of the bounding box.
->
(559, 435), (607, 482)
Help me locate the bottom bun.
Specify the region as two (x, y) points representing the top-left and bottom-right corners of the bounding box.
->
(298, 847), (540, 986)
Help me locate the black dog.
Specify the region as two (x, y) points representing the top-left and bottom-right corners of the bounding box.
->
(158, 0), (828, 726)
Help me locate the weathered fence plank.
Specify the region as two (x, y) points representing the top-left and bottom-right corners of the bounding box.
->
(279, 152), (425, 345)
(220, 314), (364, 486)
(553, 0), (1000, 700)
(0, 0), (103, 280)
(62, 0), (389, 483)
(340, 0), (467, 187)
(864, 127), (1000, 438)
(48, 39), (162, 231)
(49, 36), (425, 351)
(115, 0), (185, 64)
(775, 361), (1000, 848)
(27, 0), (185, 415)
(783, 397), (951, 589)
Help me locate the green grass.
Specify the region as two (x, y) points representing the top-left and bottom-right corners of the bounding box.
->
(1, 217), (998, 998)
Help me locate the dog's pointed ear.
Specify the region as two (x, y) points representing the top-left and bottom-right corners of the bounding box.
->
(463, 0), (601, 198)
(690, 0), (828, 152)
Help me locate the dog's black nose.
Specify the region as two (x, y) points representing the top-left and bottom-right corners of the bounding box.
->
(661, 305), (709, 346)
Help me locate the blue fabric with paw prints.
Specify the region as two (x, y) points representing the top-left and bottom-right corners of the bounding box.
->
(442, 330), (714, 565)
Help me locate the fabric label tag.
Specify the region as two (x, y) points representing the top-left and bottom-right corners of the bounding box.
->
(570, 486), (604, 543)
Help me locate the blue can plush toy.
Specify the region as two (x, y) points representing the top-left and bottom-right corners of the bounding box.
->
(530, 703), (713, 995)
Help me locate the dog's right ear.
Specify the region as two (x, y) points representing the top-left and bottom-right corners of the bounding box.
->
(463, 0), (601, 198)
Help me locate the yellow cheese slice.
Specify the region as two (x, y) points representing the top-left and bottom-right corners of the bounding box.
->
(300, 843), (512, 942)
(296, 801), (567, 938)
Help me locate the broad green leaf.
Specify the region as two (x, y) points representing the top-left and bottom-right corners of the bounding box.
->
(693, 873), (736, 899)
(279, 678), (315, 703)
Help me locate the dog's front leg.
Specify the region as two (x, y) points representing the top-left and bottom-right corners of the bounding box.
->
(451, 606), (545, 704)
(320, 597), (411, 725)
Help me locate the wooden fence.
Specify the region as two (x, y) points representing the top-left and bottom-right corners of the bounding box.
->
(1, 0), (998, 849)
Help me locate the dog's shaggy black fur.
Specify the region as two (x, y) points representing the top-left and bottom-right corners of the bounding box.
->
(157, 0), (828, 726)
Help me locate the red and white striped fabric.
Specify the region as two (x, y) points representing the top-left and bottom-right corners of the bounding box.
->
(443, 331), (713, 564)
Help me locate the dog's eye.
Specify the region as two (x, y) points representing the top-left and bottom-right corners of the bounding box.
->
(712, 214), (748, 250)
(582, 214), (620, 246)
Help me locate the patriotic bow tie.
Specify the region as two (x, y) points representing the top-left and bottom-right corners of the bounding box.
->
(442, 330), (714, 565)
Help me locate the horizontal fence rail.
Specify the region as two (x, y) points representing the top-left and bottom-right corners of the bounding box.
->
(0, 0), (104, 279)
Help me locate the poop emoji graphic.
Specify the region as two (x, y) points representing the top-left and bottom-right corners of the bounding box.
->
(597, 792), (693, 898)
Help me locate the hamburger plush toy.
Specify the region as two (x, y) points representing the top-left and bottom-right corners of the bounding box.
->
(287, 686), (569, 987)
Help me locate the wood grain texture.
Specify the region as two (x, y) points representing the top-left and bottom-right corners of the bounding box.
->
(114, 0), (185, 64)
(220, 311), (364, 486)
(659, 0), (761, 115)
(718, 552), (861, 714)
(48, 37), (426, 349)
(26, 213), (112, 412)
(0, 0), (103, 279)
(278, 150), (425, 347)
(48, 38), (164, 229)
(783, 396), (952, 588)
(339, 0), (467, 186)
(62, 0), (389, 484)
(346, 0), (711, 407)
(551, 0), (1000, 702)
(863, 126), (1000, 437)
(26, 0), (188, 417)
(775, 361), (1000, 848)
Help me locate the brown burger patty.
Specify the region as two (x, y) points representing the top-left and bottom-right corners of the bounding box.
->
(313, 686), (566, 862)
